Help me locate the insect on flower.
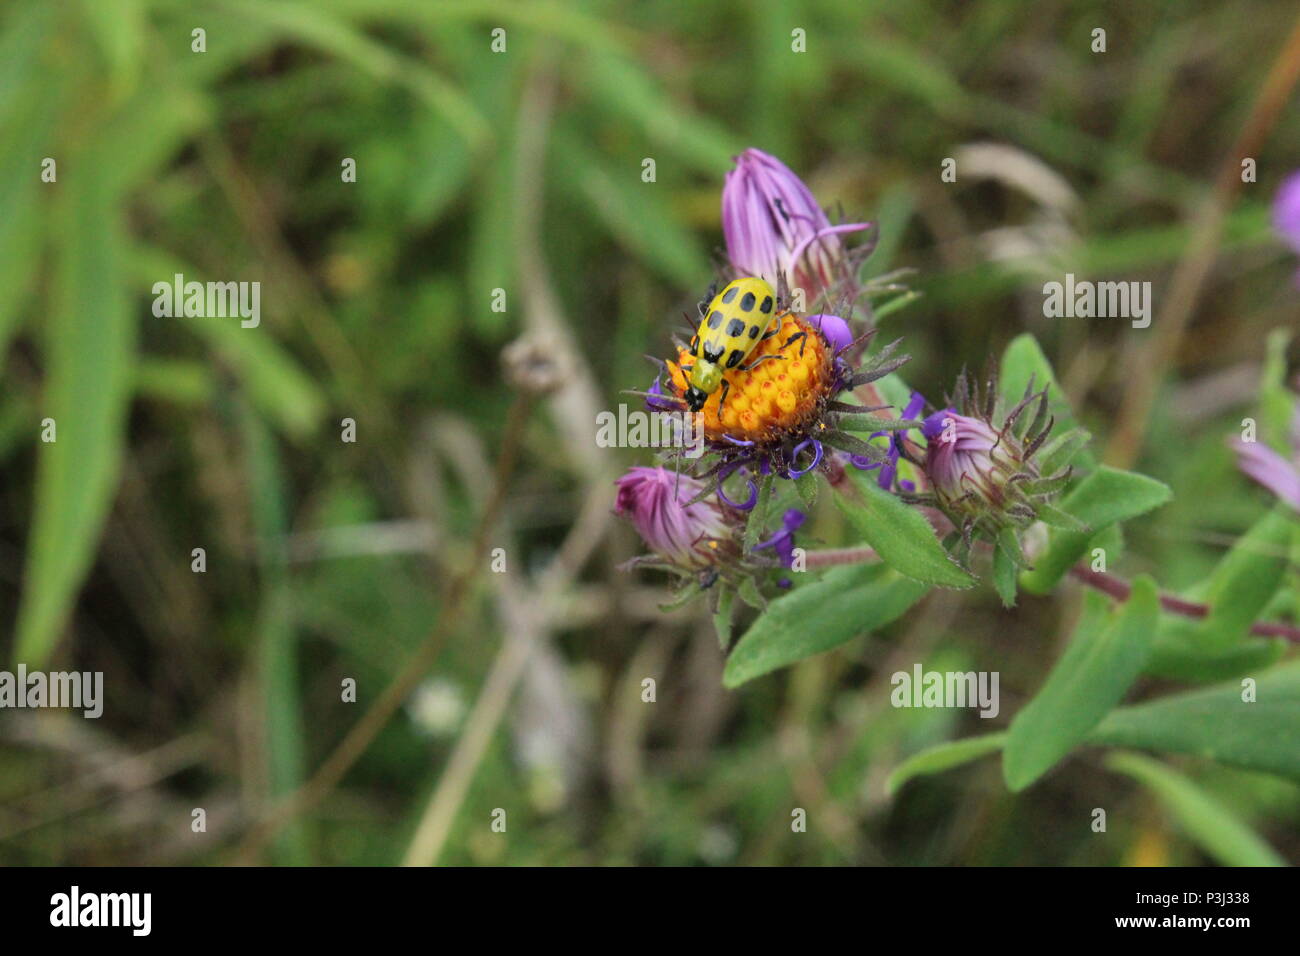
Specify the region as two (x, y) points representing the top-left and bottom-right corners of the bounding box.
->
(681, 277), (804, 413)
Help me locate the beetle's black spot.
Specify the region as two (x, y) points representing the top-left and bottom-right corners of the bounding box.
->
(703, 340), (724, 362)
(708, 310), (723, 329)
(726, 348), (745, 369)
(748, 324), (760, 339)
(760, 296), (773, 313)
(721, 286), (739, 304)
(740, 292), (756, 311)
(690, 336), (699, 352)
(726, 318), (745, 337)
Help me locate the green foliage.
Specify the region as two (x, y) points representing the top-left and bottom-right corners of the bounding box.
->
(991, 530), (1019, 607)
(1091, 663), (1300, 783)
(1258, 330), (1294, 455)
(1106, 753), (1285, 867)
(1190, 507), (1296, 651)
(888, 732), (1007, 795)
(16, 156), (134, 666)
(1019, 467), (1172, 594)
(835, 480), (976, 589)
(1003, 582), (1158, 791)
(723, 563), (928, 687)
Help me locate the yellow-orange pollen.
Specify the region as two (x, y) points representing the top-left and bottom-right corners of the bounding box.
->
(668, 314), (833, 444)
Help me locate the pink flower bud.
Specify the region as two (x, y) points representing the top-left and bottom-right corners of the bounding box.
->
(614, 467), (740, 570)
(722, 149), (868, 302)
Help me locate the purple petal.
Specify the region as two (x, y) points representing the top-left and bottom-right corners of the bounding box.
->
(902, 391), (927, 420)
(922, 409), (956, 441)
(716, 464), (759, 510)
(645, 377), (677, 412)
(787, 439), (824, 478)
(808, 314), (853, 354)
(1231, 439), (1300, 510)
(1273, 171), (1300, 254)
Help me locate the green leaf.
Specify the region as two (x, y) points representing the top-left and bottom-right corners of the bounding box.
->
(837, 414), (919, 432)
(134, 358), (215, 406)
(723, 563), (928, 687)
(1034, 502), (1089, 532)
(1192, 506), (1296, 650)
(887, 732), (1007, 795)
(1145, 625), (1286, 682)
(79, 0), (144, 102)
(736, 576), (766, 612)
(891, 661), (1300, 793)
(1089, 661), (1300, 782)
(1258, 329), (1294, 455)
(1035, 428), (1093, 476)
(992, 536), (1018, 608)
(870, 289), (922, 322)
(712, 587), (734, 651)
(793, 471), (819, 510)
(0, 6), (61, 354)
(1106, 753), (1285, 866)
(1020, 467), (1172, 594)
(657, 581), (704, 613)
(239, 402), (308, 864)
(15, 165), (135, 665)
(743, 473), (776, 552)
(1003, 580), (1159, 790)
(837, 479), (976, 589)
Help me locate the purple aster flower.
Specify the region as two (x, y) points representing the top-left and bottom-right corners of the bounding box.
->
(1231, 400), (1300, 511)
(754, 509), (807, 568)
(912, 371), (1074, 547)
(722, 148), (870, 303)
(614, 467), (741, 571)
(1273, 171), (1300, 255)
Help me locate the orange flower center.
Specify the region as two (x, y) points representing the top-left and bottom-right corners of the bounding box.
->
(667, 314), (834, 444)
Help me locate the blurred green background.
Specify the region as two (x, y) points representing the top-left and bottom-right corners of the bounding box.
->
(1, 0), (1298, 865)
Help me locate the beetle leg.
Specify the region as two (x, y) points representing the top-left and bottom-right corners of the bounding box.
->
(697, 280), (718, 317)
(741, 353), (784, 372)
(760, 313), (783, 341)
(783, 331), (808, 357)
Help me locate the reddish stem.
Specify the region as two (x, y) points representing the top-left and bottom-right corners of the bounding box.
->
(1068, 565), (1300, 643)
(804, 546), (879, 568)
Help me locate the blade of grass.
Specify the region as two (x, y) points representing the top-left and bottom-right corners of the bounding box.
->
(15, 154), (135, 665)
(237, 400), (309, 864)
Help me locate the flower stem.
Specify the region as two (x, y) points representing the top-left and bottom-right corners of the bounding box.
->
(1069, 565), (1300, 643)
(805, 546), (879, 568)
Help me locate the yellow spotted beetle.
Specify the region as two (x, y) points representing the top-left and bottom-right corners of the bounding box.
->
(680, 277), (804, 412)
